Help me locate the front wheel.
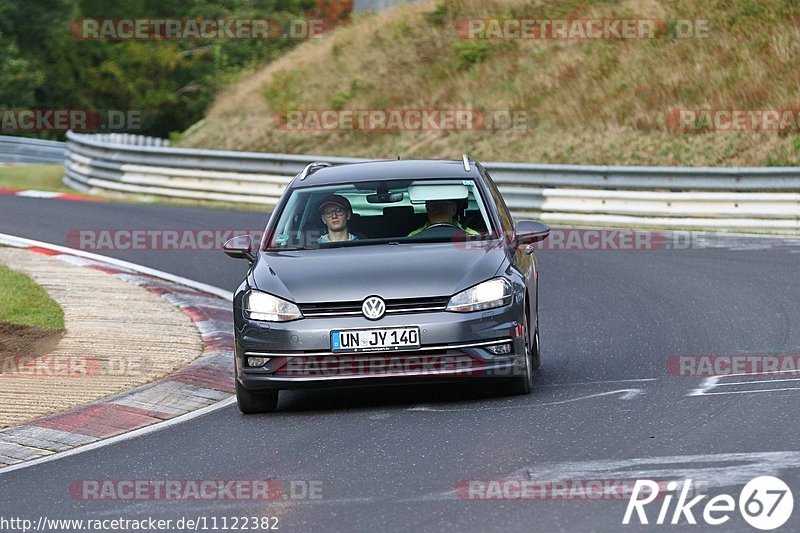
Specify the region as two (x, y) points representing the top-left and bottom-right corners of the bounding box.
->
(505, 314), (535, 395)
(236, 379), (279, 414)
(531, 327), (541, 370)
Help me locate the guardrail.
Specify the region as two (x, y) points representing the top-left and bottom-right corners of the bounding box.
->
(63, 131), (800, 232)
(0, 136), (66, 164)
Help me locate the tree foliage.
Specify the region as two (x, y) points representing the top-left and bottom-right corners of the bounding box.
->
(0, 0), (348, 138)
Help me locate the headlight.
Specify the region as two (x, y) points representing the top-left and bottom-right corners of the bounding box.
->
(446, 278), (512, 312)
(245, 290), (303, 322)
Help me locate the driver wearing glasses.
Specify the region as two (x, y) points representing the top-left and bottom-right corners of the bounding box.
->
(408, 200), (479, 237)
(317, 194), (359, 243)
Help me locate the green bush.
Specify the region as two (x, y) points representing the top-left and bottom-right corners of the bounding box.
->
(453, 41), (491, 70)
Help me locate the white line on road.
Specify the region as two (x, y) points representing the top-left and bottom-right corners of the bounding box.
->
(537, 377), (656, 388)
(119, 449), (800, 508)
(688, 376), (720, 396)
(689, 370), (800, 397)
(417, 450), (800, 502)
(717, 376), (800, 387)
(694, 387), (800, 396)
(408, 388), (643, 412)
(14, 190), (63, 198)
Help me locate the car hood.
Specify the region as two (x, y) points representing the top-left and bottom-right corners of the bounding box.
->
(252, 242), (507, 303)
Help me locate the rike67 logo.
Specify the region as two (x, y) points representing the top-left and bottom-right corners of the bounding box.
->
(624, 477), (793, 530)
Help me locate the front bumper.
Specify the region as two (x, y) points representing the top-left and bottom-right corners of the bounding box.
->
(234, 303), (526, 391)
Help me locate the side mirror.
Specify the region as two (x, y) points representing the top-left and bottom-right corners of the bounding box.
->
(514, 220), (550, 250)
(223, 235), (255, 262)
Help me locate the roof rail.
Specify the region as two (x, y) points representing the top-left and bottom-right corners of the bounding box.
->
(299, 161), (332, 180)
(462, 154), (471, 172)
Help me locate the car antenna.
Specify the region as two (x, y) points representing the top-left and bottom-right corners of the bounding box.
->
(462, 153), (471, 172)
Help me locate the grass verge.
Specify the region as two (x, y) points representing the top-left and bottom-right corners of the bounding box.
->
(0, 164), (72, 193)
(0, 264), (64, 330)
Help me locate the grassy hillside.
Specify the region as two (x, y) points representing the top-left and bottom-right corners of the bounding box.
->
(179, 0), (800, 166)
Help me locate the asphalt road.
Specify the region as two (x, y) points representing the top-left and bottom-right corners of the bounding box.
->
(2, 195), (800, 532)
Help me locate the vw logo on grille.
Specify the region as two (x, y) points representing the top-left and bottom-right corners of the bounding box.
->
(362, 296), (386, 320)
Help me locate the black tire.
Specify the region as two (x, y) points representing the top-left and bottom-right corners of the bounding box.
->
(236, 379), (279, 414)
(531, 327), (541, 370)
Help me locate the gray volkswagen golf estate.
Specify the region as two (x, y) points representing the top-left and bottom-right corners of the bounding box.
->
(224, 156), (550, 413)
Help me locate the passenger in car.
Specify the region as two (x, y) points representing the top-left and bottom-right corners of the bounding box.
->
(408, 199), (479, 236)
(317, 194), (359, 243)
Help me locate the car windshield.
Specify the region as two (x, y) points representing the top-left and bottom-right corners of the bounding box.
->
(265, 178), (495, 249)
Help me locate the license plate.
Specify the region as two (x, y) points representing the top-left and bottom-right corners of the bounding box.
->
(331, 327), (420, 353)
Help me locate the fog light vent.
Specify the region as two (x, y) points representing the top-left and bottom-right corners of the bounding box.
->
(486, 343), (513, 355)
(246, 356), (270, 367)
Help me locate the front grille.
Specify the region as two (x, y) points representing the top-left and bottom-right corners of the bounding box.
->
(298, 296), (450, 318)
